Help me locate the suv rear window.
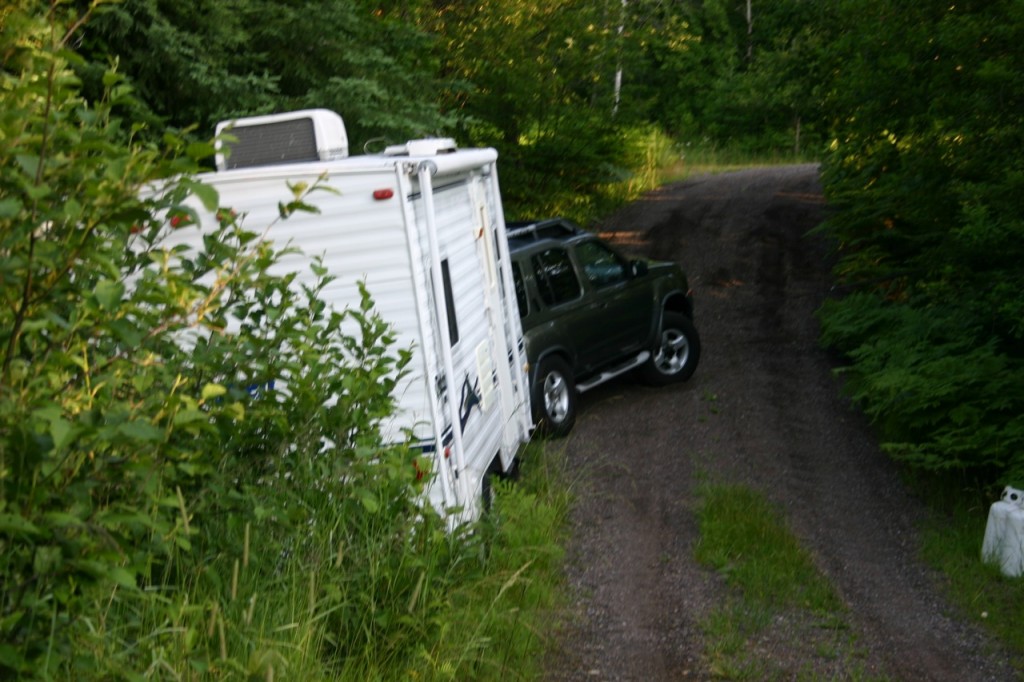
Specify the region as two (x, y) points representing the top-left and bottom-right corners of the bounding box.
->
(532, 248), (581, 307)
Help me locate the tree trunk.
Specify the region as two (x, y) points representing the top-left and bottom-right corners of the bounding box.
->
(746, 0), (753, 63)
(613, 0), (627, 116)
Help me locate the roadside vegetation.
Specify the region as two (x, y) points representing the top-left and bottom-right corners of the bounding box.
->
(918, 494), (1024, 670)
(814, 1), (1024, 483)
(0, 7), (572, 678)
(810, 3), (1024, 664)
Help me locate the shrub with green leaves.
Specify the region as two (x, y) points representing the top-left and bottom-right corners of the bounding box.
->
(0, 5), (426, 678)
(817, 0), (1024, 481)
(818, 293), (1024, 476)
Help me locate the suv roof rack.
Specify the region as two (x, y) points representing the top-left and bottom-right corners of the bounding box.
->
(506, 218), (584, 242)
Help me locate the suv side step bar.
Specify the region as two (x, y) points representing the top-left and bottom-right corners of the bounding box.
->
(576, 351), (650, 393)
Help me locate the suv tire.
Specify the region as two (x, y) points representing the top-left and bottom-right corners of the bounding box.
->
(533, 356), (577, 437)
(642, 312), (701, 385)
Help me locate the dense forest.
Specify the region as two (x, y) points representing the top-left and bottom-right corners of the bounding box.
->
(2, 0), (1023, 677)
(62, 0), (835, 217)
(817, 0), (1024, 482)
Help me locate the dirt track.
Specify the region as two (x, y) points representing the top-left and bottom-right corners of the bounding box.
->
(542, 165), (1018, 681)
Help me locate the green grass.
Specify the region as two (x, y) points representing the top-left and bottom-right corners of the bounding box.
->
(919, 496), (1024, 669)
(436, 444), (573, 681)
(659, 143), (821, 185)
(544, 126), (818, 227)
(695, 483), (841, 612)
(694, 482), (877, 680)
(59, 441), (571, 681)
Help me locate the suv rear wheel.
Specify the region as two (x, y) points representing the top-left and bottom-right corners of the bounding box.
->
(642, 312), (700, 385)
(533, 356), (577, 437)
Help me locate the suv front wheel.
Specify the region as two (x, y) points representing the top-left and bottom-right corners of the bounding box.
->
(641, 312), (701, 385)
(532, 356), (577, 437)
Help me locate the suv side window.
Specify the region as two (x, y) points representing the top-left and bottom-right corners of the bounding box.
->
(511, 261), (529, 317)
(532, 248), (581, 307)
(576, 240), (628, 288)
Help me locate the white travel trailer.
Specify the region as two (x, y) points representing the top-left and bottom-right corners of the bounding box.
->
(156, 109), (533, 521)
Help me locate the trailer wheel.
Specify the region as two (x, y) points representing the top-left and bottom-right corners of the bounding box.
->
(532, 356), (577, 437)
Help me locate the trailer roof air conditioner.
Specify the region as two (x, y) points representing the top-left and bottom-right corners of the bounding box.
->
(215, 109), (349, 171)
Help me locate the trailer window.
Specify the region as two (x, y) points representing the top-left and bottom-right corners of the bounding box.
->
(441, 258), (460, 345)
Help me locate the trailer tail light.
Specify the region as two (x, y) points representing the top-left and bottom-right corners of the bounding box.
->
(373, 189), (394, 201)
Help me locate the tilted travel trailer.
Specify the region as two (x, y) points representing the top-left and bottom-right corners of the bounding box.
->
(152, 109), (533, 522)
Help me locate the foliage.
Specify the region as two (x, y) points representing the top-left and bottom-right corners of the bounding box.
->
(1, 6), (577, 679)
(0, 5), (202, 672)
(622, 0), (832, 157)
(0, 4), (428, 677)
(56, 0), (833, 225)
(414, 0), (828, 220)
(816, 0), (1024, 479)
(77, 0), (452, 147)
(414, 0), (634, 222)
(819, 294), (1024, 474)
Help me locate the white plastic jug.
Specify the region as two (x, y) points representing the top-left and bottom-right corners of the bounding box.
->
(982, 486), (1024, 577)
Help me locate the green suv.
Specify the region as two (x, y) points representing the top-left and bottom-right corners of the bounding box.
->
(508, 218), (700, 436)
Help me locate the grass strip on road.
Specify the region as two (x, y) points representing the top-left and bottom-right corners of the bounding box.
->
(694, 482), (879, 680)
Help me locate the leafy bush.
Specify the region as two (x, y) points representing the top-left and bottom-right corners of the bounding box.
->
(0, 8), (580, 681)
(0, 6), (428, 677)
(819, 293), (1024, 476)
(817, 0), (1024, 481)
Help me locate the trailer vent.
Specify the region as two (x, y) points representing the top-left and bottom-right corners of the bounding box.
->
(215, 109), (349, 171)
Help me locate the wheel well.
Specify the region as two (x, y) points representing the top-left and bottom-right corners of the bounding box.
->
(532, 349), (573, 383)
(663, 292), (693, 319)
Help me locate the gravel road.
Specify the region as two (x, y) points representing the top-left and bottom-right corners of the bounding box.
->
(542, 165), (1018, 681)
